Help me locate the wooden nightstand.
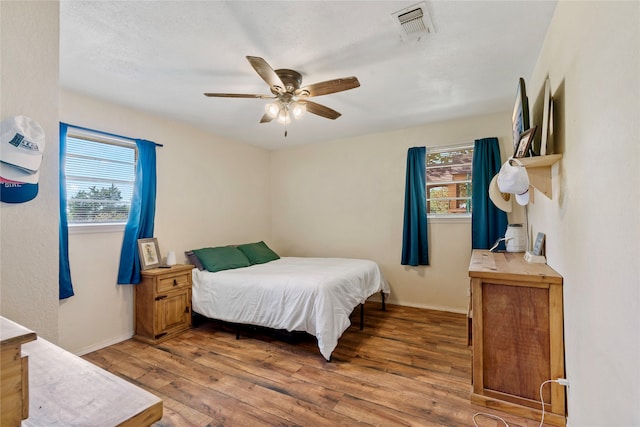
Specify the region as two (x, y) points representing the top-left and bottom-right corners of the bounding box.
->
(134, 264), (194, 344)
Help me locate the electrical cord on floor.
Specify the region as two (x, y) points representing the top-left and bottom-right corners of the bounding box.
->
(472, 412), (510, 426)
(472, 378), (569, 427)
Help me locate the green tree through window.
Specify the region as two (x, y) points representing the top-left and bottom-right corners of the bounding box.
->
(68, 184), (130, 223)
(64, 128), (136, 226)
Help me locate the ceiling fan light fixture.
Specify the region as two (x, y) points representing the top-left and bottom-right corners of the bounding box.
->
(290, 101), (307, 119)
(277, 108), (291, 125)
(206, 56), (358, 126)
(265, 102), (281, 118)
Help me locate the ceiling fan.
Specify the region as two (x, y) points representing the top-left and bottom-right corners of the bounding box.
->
(204, 56), (360, 135)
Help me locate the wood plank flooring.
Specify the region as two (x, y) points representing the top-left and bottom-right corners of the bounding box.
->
(83, 303), (549, 427)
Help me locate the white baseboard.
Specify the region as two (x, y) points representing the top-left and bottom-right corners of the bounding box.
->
(384, 299), (468, 315)
(72, 332), (133, 356)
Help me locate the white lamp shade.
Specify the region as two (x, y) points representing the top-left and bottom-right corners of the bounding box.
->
(290, 101), (307, 119)
(277, 109), (291, 124)
(264, 102), (280, 118)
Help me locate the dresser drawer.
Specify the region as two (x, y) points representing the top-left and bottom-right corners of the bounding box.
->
(156, 272), (191, 293)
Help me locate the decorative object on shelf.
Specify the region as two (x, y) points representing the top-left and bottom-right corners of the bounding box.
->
(539, 77), (553, 156)
(0, 115), (46, 203)
(511, 77), (530, 153)
(505, 224), (527, 252)
(514, 126), (537, 158)
(166, 251), (177, 266)
(137, 237), (161, 270)
(497, 158), (530, 205)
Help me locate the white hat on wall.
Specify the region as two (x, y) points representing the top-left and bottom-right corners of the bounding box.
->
(497, 158), (530, 206)
(0, 116), (45, 203)
(488, 174), (513, 212)
(0, 115), (45, 184)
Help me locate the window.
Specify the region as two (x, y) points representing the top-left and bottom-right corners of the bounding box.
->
(64, 129), (136, 227)
(426, 143), (473, 217)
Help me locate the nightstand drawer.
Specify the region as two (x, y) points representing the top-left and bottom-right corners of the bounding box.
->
(157, 272), (190, 293)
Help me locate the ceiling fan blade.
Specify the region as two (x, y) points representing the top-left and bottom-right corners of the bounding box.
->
(305, 101), (342, 120)
(296, 77), (360, 97)
(204, 92), (275, 99)
(246, 56), (285, 94)
(260, 113), (274, 123)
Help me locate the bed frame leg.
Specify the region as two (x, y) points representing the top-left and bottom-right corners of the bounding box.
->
(381, 291), (386, 311)
(360, 303), (364, 330)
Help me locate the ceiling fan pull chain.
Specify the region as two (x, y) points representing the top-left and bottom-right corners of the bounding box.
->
(284, 103), (289, 137)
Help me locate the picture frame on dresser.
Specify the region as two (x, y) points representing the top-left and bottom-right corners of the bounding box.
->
(138, 238), (161, 270)
(533, 232), (546, 256)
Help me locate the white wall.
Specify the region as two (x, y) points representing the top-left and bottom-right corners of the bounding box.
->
(0, 1), (60, 342)
(58, 90), (271, 354)
(271, 112), (514, 313)
(527, 2), (639, 425)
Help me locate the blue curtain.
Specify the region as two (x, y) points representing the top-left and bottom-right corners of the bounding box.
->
(117, 139), (157, 284)
(59, 124), (75, 299)
(471, 137), (507, 249)
(401, 147), (429, 266)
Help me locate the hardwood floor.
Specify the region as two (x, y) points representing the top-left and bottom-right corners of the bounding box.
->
(84, 303), (548, 426)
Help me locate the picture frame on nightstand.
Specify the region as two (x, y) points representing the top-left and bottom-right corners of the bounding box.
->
(138, 238), (161, 270)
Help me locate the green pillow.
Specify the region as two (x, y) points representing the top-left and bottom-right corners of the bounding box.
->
(193, 246), (251, 272)
(236, 241), (280, 265)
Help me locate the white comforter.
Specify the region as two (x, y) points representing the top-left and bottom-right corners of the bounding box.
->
(192, 257), (390, 360)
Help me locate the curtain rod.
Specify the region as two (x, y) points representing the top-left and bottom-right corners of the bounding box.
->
(61, 122), (164, 147)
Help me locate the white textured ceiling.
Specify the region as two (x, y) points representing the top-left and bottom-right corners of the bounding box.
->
(60, 1), (557, 150)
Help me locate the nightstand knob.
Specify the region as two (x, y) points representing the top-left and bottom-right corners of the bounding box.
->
(173, 279), (177, 286)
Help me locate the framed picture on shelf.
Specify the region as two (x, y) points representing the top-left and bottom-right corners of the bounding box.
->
(514, 126), (537, 158)
(512, 77), (530, 154)
(540, 78), (552, 156)
(138, 238), (161, 270)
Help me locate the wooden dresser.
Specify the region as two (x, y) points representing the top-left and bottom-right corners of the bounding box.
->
(1, 316), (163, 426)
(134, 264), (193, 344)
(1, 317), (36, 426)
(468, 250), (566, 426)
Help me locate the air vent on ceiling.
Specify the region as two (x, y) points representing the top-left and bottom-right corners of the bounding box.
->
(391, 2), (434, 42)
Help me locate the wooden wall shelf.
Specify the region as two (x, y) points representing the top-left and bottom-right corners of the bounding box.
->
(519, 154), (562, 199)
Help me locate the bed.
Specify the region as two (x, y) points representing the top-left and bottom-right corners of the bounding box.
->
(189, 247), (390, 361)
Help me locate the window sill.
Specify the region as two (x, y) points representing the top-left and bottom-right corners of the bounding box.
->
(68, 223), (126, 234)
(428, 214), (471, 224)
